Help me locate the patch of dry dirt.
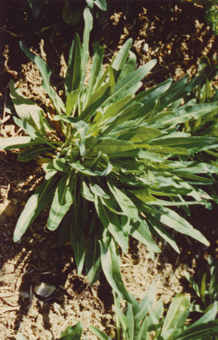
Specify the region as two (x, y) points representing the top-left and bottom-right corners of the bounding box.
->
(1, 1), (218, 339)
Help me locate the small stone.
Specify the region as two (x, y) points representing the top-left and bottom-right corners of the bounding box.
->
(34, 282), (56, 298)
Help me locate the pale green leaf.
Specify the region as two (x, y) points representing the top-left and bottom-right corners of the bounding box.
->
(81, 7), (93, 70)
(111, 38), (133, 72)
(89, 326), (109, 340)
(10, 81), (47, 136)
(162, 293), (190, 333)
(153, 206), (210, 246)
(65, 34), (81, 96)
(0, 136), (34, 150)
(174, 320), (218, 340)
(99, 235), (133, 302)
(19, 41), (65, 114)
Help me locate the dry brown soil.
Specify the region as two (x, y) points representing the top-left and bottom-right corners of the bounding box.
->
(0, 1), (218, 339)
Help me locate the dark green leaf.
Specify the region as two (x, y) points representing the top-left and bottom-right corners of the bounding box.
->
(13, 178), (55, 242)
(47, 174), (73, 231)
(59, 321), (83, 340)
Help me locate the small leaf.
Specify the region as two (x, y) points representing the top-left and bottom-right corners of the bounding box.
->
(90, 326), (109, 340)
(59, 321), (83, 340)
(93, 0), (107, 11)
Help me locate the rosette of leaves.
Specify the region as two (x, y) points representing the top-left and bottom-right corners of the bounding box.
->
(2, 8), (218, 301)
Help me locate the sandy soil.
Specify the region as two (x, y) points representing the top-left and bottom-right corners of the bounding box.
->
(0, 1), (218, 339)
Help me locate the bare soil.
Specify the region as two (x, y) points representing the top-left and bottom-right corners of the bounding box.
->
(0, 1), (218, 339)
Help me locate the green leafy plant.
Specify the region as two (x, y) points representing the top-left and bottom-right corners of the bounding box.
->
(184, 255), (218, 313)
(181, 55), (218, 203)
(63, 284), (218, 340)
(2, 6), (218, 301)
(15, 284), (218, 340)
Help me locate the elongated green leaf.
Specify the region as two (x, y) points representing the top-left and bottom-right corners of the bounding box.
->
(54, 115), (89, 144)
(13, 178), (55, 242)
(108, 182), (138, 221)
(99, 235), (133, 303)
(85, 232), (102, 285)
(112, 38), (133, 72)
(162, 293), (190, 334)
(97, 198), (128, 253)
(92, 138), (136, 158)
(47, 174), (73, 231)
(19, 41), (65, 114)
(89, 326), (109, 340)
(0, 136), (35, 150)
(93, 0), (107, 10)
(66, 88), (81, 116)
(145, 298), (163, 329)
(65, 34), (81, 97)
(67, 160), (99, 176)
(13, 116), (56, 148)
(126, 303), (135, 340)
(113, 306), (128, 333)
(53, 158), (72, 174)
(149, 101), (218, 129)
(130, 220), (160, 253)
(81, 7), (93, 70)
(103, 60), (157, 107)
(10, 82), (47, 136)
(149, 136), (218, 155)
(18, 146), (54, 162)
(79, 84), (111, 122)
(158, 75), (206, 111)
(84, 42), (104, 106)
(137, 317), (148, 340)
(148, 216), (180, 253)
(100, 95), (132, 125)
(136, 282), (156, 321)
(59, 321), (83, 340)
(153, 206), (210, 246)
(174, 320), (218, 340)
(70, 203), (86, 275)
(81, 180), (95, 201)
(89, 183), (110, 199)
(119, 51), (137, 79)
